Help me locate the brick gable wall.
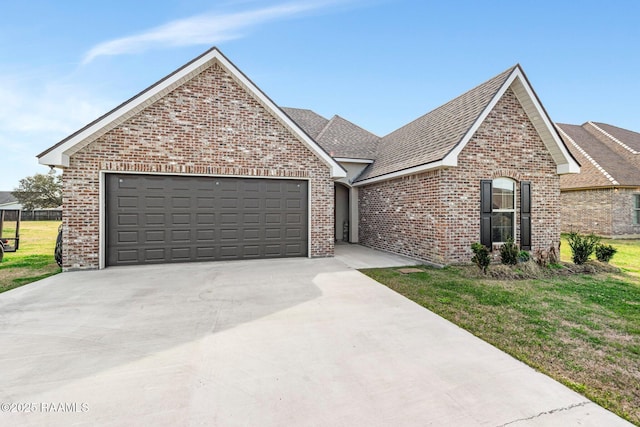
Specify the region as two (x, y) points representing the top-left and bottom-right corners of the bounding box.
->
(358, 88), (560, 265)
(62, 63), (334, 269)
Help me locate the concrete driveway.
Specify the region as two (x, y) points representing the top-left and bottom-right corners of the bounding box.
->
(0, 247), (631, 426)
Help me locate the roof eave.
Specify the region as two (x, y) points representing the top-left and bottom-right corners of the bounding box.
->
(444, 66), (580, 176)
(353, 159), (452, 187)
(38, 47), (346, 179)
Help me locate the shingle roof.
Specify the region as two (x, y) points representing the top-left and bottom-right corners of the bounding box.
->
(356, 66), (516, 181)
(285, 64), (578, 181)
(280, 108), (329, 139)
(557, 122), (640, 189)
(589, 122), (640, 154)
(283, 108), (379, 160)
(315, 115), (379, 159)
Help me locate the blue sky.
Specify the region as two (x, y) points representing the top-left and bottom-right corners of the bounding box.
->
(1, 0), (639, 190)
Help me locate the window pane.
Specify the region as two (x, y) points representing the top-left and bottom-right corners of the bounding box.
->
(492, 178), (514, 210)
(492, 212), (514, 242)
(636, 195), (640, 209)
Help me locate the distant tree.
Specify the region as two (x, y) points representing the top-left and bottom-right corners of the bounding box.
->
(12, 173), (62, 210)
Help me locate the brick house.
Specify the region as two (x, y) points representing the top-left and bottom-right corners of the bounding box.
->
(38, 47), (579, 270)
(556, 122), (640, 237)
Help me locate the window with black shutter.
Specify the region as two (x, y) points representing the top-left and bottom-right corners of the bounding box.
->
(479, 178), (531, 250)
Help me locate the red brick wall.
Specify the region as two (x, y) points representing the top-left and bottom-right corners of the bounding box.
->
(62, 63), (334, 269)
(358, 88), (561, 265)
(561, 187), (640, 237)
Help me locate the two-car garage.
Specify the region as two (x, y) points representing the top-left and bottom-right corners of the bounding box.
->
(38, 48), (344, 270)
(105, 174), (308, 266)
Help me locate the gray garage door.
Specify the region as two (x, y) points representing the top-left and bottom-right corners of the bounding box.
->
(106, 174), (308, 266)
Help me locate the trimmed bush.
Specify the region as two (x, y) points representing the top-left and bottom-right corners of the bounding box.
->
(567, 232), (600, 265)
(518, 250), (530, 263)
(595, 244), (617, 263)
(499, 238), (519, 265)
(471, 242), (491, 273)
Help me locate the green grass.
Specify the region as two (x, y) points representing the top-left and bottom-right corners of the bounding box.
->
(0, 221), (61, 293)
(561, 235), (640, 278)
(362, 241), (640, 425)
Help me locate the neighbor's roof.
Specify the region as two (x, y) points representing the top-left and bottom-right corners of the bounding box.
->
(557, 122), (640, 189)
(38, 47), (346, 179)
(0, 191), (18, 206)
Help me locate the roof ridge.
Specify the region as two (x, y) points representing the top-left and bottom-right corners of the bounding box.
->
(331, 114), (380, 138)
(556, 124), (619, 185)
(315, 115), (338, 142)
(281, 107), (328, 120)
(586, 121), (639, 155)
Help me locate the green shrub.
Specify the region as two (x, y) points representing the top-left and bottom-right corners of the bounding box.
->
(595, 244), (617, 263)
(471, 242), (491, 273)
(499, 238), (519, 265)
(567, 232), (600, 265)
(518, 250), (530, 263)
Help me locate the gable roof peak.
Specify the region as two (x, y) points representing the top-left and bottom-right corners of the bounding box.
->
(354, 64), (579, 184)
(37, 47), (346, 178)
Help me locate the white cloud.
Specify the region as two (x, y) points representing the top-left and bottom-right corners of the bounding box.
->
(0, 76), (110, 189)
(82, 1), (335, 64)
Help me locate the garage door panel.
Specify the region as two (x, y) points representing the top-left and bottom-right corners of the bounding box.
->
(243, 213), (260, 224)
(118, 213), (138, 226)
(146, 230), (166, 242)
(196, 229), (215, 241)
(106, 174), (307, 266)
(171, 213), (191, 225)
(266, 213), (282, 224)
(286, 243), (304, 256)
(171, 197), (190, 208)
(196, 247), (216, 259)
(145, 248), (166, 261)
(221, 198), (238, 209)
(197, 213), (215, 225)
(171, 229), (191, 242)
(117, 231), (138, 243)
(244, 198), (260, 209)
(145, 213), (166, 225)
(170, 247), (191, 260)
(220, 229), (238, 241)
(286, 213), (303, 224)
(118, 196), (138, 208)
(117, 249), (139, 263)
(145, 196), (165, 208)
(197, 197), (215, 208)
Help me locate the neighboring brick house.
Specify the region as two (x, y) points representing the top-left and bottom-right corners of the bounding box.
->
(38, 47), (579, 269)
(556, 122), (640, 237)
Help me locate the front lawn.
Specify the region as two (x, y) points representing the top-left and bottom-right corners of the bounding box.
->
(0, 220), (61, 293)
(362, 250), (640, 424)
(561, 235), (640, 278)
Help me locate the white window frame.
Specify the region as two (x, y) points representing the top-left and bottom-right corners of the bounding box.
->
(491, 178), (516, 243)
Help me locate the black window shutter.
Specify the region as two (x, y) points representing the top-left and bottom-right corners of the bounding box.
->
(480, 180), (492, 249)
(520, 181), (532, 251)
